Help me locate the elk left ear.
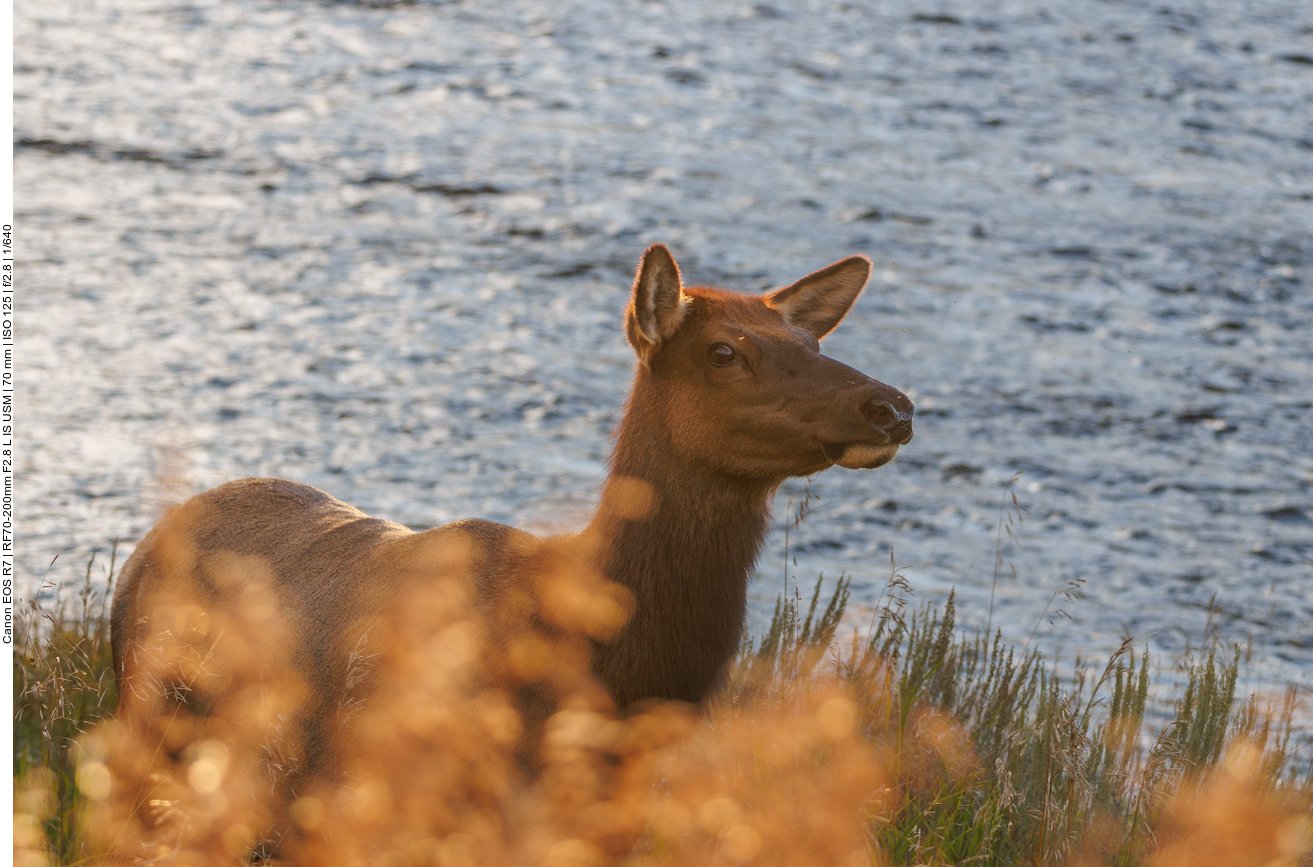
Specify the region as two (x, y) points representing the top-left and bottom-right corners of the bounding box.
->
(626, 244), (688, 366)
(766, 255), (872, 340)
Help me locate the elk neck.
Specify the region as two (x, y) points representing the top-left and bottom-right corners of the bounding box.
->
(585, 375), (776, 707)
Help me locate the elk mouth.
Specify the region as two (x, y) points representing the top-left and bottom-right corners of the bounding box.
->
(823, 442), (901, 470)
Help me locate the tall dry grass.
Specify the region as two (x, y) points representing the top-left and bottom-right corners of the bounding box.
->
(14, 550), (120, 865)
(13, 540), (1313, 866)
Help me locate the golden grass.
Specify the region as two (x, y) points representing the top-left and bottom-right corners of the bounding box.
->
(12, 537), (1313, 866)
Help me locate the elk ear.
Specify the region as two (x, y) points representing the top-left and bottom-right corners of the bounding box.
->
(626, 244), (688, 366)
(766, 255), (872, 340)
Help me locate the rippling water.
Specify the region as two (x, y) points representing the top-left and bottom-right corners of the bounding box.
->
(20, 0), (1313, 706)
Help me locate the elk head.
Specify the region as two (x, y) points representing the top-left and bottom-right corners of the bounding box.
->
(624, 244), (913, 482)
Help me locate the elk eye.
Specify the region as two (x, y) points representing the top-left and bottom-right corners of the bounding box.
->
(708, 343), (736, 367)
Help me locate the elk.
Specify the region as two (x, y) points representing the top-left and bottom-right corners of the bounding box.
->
(109, 244), (913, 816)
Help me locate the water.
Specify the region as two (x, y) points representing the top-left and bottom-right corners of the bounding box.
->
(19, 0), (1313, 711)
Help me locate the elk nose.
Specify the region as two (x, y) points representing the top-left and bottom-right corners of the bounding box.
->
(862, 399), (915, 445)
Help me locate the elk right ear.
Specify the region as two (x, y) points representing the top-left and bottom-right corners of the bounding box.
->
(626, 244), (688, 366)
(766, 255), (872, 340)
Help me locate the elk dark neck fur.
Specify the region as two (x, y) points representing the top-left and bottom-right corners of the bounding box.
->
(587, 373), (775, 709)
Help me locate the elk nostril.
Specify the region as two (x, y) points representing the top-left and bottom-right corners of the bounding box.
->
(862, 401), (898, 429)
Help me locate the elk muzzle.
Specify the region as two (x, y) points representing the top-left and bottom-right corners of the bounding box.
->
(861, 399), (915, 445)
(823, 385), (914, 469)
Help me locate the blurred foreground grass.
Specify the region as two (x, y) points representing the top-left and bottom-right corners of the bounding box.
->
(13, 556), (1313, 866)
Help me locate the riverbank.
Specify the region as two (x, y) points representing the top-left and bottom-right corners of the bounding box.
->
(15, 563), (1312, 864)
